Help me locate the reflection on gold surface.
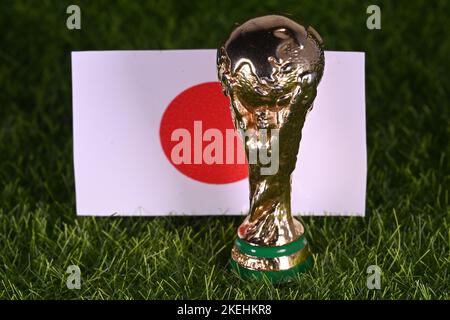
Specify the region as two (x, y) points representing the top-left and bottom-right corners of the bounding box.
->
(231, 244), (311, 271)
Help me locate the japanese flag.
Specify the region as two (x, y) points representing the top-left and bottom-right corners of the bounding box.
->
(72, 50), (366, 216)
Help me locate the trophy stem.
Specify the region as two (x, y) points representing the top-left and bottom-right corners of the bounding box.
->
(230, 174), (313, 282)
(245, 174), (299, 246)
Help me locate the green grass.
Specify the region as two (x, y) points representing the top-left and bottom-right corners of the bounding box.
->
(0, 0), (449, 299)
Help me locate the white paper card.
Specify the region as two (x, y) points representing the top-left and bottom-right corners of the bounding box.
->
(72, 50), (366, 216)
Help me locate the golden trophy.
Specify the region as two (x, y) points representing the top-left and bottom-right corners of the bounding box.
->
(217, 15), (325, 281)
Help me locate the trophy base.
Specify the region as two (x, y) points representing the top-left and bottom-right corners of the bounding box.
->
(229, 234), (313, 283)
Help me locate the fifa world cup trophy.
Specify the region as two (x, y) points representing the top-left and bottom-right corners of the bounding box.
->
(217, 15), (325, 281)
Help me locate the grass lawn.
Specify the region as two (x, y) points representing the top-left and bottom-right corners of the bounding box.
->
(0, 0), (448, 299)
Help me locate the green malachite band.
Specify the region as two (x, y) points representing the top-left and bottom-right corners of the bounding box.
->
(235, 235), (307, 258)
(230, 256), (313, 282)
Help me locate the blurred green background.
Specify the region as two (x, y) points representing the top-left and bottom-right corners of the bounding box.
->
(0, 0), (448, 299)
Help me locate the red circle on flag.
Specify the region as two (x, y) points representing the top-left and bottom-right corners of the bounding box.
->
(159, 82), (248, 184)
